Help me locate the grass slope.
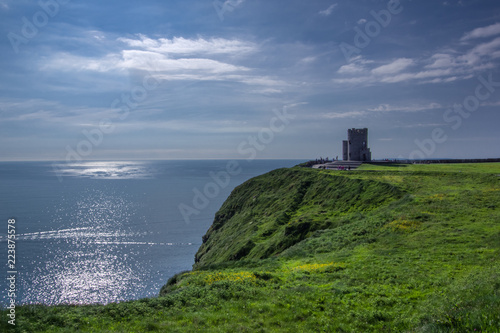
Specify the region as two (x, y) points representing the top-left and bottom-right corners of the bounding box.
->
(194, 168), (404, 268)
(2, 163), (500, 332)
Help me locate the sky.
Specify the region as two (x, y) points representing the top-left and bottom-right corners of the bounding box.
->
(1, 0), (500, 161)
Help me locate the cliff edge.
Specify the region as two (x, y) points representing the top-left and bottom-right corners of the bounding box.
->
(194, 167), (404, 268)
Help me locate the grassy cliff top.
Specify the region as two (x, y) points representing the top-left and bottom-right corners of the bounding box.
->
(3, 163), (500, 332)
(193, 166), (405, 269)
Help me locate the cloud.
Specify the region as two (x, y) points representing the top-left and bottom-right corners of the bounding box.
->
(337, 63), (364, 74)
(0, 98), (127, 127)
(42, 35), (257, 72)
(425, 53), (462, 69)
(313, 103), (441, 120)
(120, 50), (249, 73)
(40, 53), (122, 73)
(357, 18), (367, 25)
(38, 34), (291, 91)
(0, 99), (61, 121)
(299, 56), (317, 64)
(461, 37), (500, 65)
(118, 35), (256, 55)
(379, 68), (454, 83)
(333, 22), (500, 87)
(317, 111), (367, 119)
(335, 32), (500, 86)
(43, 51), (249, 75)
(461, 22), (500, 41)
(372, 58), (414, 75)
(319, 4), (338, 16)
(112, 103), (307, 134)
(400, 123), (445, 128)
(337, 56), (373, 74)
(337, 57), (423, 84)
(443, 1), (465, 6)
(367, 103), (442, 112)
(115, 119), (262, 134)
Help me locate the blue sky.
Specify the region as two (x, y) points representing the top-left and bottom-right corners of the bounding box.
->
(1, 0), (500, 161)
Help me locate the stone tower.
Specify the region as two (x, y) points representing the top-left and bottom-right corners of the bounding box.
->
(342, 128), (371, 161)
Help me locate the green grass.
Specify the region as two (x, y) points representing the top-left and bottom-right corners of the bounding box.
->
(2, 163), (500, 332)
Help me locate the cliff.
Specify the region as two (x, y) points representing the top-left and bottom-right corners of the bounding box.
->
(193, 167), (403, 268)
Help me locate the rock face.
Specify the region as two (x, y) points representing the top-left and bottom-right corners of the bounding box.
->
(193, 167), (402, 269)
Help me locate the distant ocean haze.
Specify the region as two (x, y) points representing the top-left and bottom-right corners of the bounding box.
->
(0, 159), (304, 306)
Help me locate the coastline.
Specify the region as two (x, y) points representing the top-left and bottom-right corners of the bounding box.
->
(2, 162), (499, 332)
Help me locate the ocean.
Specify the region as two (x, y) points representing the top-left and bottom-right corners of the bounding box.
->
(0, 159), (305, 307)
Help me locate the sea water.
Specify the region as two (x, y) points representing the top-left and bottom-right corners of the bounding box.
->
(0, 159), (304, 306)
